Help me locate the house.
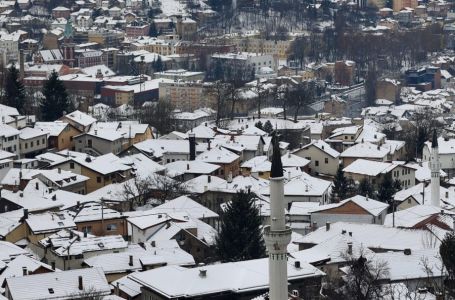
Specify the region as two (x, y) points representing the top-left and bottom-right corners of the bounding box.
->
(383, 205), (454, 230)
(0, 255), (56, 294)
(295, 221), (446, 251)
(152, 196), (219, 228)
(394, 183), (455, 211)
(51, 152), (133, 193)
(340, 142), (390, 167)
(292, 140), (340, 176)
(82, 244), (194, 282)
(422, 136), (455, 178)
(309, 195), (389, 228)
(34, 121), (81, 151)
(0, 124), (20, 156)
(1, 168), (88, 194)
(130, 139), (191, 163)
(128, 257), (324, 300)
(24, 211), (76, 244)
(325, 125), (363, 152)
(37, 229), (128, 270)
(66, 202), (128, 237)
(196, 146), (240, 180)
(165, 160), (220, 181)
(343, 159), (415, 189)
(261, 172), (332, 205)
(73, 129), (124, 156)
(127, 212), (188, 244)
(4, 268), (111, 300)
(18, 127), (48, 159)
(59, 110), (96, 133)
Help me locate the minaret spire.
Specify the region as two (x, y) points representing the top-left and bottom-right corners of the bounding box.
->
(264, 132), (292, 300)
(430, 129), (440, 207)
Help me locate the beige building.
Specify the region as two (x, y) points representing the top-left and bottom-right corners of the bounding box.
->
(233, 37), (293, 60)
(293, 140), (340, 176)
(159, 81), (216, 111)
(393, 0), (418, 11)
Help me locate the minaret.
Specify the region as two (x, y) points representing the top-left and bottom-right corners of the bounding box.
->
(263, 134), (292, 300)
(430, 129), (440, 207)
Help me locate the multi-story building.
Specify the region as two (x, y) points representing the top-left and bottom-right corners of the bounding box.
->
(19, 127), (48, 158)
(234, 37), (293, 60)
(159, 81), (216, 111)
(0, 124), (20, 156)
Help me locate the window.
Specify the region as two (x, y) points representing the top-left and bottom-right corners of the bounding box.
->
(48, 288), (54, 294)
(325, 158), (328, 164)
(25, 143), (28, 149)
(107, 223), (117, 231)
(31, 141), (34, 147)
(37, 139), (40, 145)
(97, 177), (101, 183)
(70, 162), (74, 169)
(408, 198), (412, 204)
(82, 226), (92, 233)
(88, 139), (92, 147)
(315, 160), (319, 167)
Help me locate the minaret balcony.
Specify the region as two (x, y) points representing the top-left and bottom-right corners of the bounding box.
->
(263, 225), (292, 254)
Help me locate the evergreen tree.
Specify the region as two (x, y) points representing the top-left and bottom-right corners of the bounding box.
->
(331, 164), (348, 202)
(440, 232), (455, 296)
(263, 120), (273, 133)
(4, 64), (26, 114)
(377, 173), (395, 204)
(40, 70), (70, 121)
(255, 121), (263, 130)
(152, 56), (163, 72)
(215, 191), (266, 262)
(149, 21), (158, 37)
(358, 178), (374, 198)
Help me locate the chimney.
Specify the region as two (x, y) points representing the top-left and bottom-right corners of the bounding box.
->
(347, 242), (353, 255)
(199, 269), (207, 277)
(151, 240), (156, 247)
(23, 209), (28, 220)
(129, 255), (133, 266)
(22, 267), (27, 276)
(326, 222), (330, 231)
(348, 232), (352, 237)
(294, 261), (301, 269)
(78, 275), (83, 290)
(188, 133), (196, 161)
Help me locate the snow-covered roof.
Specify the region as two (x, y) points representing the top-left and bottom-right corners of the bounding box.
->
(62, 110), (96, 127)
(298, 140), (340, 158)
(343, 159), (405, 177)
(152, 196), (218, 220)
(129, 257), (324, 298)
(384, 205), (454, 229)
(165, 160), (220, 176)
(196, 146), (239, 164)
(34, 121), (71, 137)
(25, 212), (76, 234)
(340, 142), (390, 159)
(310, 195), (389, 216)
(281, 152), (310, 168)
(6, 268), (110, 300)
(296, 222), (446, 251)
